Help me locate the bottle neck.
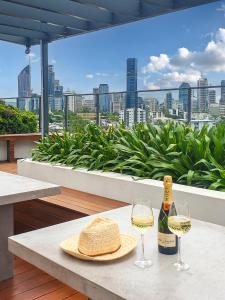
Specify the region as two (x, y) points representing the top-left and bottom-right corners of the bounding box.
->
(163, 184), (172, 211)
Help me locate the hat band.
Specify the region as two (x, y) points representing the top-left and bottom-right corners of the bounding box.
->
(78, 244), (121, 257)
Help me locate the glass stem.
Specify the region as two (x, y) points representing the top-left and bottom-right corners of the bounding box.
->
(177, 236), (182, 265)
(141, 234), (145, 259)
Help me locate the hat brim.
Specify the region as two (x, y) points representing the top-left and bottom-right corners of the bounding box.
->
(60, 234), (137, 261)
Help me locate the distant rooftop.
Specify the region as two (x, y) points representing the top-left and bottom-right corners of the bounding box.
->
(0, 0), (219, 46)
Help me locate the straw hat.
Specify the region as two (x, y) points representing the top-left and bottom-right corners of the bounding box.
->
(60, 216), (137, 261)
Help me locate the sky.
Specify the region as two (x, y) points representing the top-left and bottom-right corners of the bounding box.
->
(0, 1), (225, 98)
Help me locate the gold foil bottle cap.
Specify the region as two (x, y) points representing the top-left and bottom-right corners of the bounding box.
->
(164, 176), (172, 186)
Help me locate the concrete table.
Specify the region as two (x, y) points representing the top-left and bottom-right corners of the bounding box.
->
(9, 206), (225, 300)
(0, 171), (60, 281)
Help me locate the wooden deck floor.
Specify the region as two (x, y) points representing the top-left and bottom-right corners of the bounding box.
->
(0, 161), (127, 299)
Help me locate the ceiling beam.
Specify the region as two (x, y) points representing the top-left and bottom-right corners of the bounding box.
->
(0, 0), (88, 32)
(0, 14), (82, 36)
(0, 33), (26, 44)
(10, 0), (112, 24)
(0, 24), (49, 40)
(76, 0), (141, 17)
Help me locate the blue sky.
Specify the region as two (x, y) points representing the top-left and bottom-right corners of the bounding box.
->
(0, 1), (225, 97)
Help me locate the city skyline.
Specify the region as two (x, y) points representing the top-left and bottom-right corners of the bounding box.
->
(0, 1), (224, 97)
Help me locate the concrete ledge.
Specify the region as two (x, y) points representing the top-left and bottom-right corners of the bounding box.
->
(18, 159), (225, 226)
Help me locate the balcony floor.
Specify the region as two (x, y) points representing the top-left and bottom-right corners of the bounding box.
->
(0, 161), (126, 299)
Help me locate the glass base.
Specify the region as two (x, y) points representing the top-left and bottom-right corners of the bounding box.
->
(174, 261), (189, 271)
(135, 258), (153, 269)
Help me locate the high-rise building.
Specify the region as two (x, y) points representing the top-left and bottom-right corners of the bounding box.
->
(165, 92), (173, 111)
(99, 84), (110, 113)
(220, 80), (225, 104)
(48, 65), (55, 111)
(66, 90), (83, 113)
(145, 97), (159, 112)
(197, 76), (208, 112)
(54, 79), (64, 110)
(18, 65), (31, 110)
(208, 89), (216, 105)
(126, 58), (137, 109)
(179, 82), (190, 112)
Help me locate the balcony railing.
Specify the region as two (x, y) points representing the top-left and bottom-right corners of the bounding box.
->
(1, 85), (223, 133)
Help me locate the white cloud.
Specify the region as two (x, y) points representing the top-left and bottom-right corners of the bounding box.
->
(143, 27), (225, 88)
(26, 52), (39, 63)
(86, 74), (94, 79)
(142, 54), (170, 73)
(51, 59), (56, 64)
(95, 72), (109, 77)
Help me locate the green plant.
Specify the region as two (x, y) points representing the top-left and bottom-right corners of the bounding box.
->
(32, 122), (225, 191)
(0, 103), (37, 134)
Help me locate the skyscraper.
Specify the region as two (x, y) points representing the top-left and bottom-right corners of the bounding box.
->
(48, 65), (55, 111)
(18, 65), (31, 110)
(126, 58), (137, 109)
(208, 89), (216, 105)
(179, 82), (190, 112)
(54, 79), (64, 110)
(165, 92), (173, 111)
(220, 80), (225, 104)
(99, 84), (110, 113)
(197, 76), (208, 112)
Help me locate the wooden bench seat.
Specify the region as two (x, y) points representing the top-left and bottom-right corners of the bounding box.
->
(0, 133), (41, 162)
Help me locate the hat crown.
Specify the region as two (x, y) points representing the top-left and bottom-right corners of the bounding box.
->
(78, 217), (121, 256)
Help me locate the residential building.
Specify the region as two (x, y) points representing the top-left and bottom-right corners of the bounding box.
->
(112, 96), (121, 114)
(208, 89), (216, 105)
(220, 104), (225, 117)
(82, 98), (95, 111)
(191, 119), (215, 130)
(65, 90), (83, 113)
(197, 76), (208, 112)
(179, 82), (190, 112)
(126, 58), (137, 109)
(209, 103), (220, 118)
(145, 97), (159, 113)
(17, 65), (31, 110)
(119, 108), (146, 127)
(99, 84), (110, 113)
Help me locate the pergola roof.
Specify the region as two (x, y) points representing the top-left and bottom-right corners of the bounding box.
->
(0, 0), (219, 46)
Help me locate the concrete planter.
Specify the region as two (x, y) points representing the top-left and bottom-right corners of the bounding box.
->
(18, 159), (225, 226)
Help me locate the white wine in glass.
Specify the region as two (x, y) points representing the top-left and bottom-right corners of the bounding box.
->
(131, 200), (154, 269)
(168, 200), (191, 271)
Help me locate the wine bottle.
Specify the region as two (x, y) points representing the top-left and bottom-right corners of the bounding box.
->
(158, 176), (178, 255)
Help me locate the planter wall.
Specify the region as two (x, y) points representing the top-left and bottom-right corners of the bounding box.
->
(18, 159), (225, 226)
(0, 141), (35, 161)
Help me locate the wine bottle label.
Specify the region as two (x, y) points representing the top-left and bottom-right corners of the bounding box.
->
(158, 232), (176, 247)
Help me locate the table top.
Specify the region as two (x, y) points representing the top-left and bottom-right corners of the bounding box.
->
(0, 171), (60, 205)
(9, 206), (225, 300)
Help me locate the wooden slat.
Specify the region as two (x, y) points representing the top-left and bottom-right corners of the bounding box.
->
(0, 258), (88, 300)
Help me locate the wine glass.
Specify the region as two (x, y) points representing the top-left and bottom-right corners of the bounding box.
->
(168, 199), (191, 271)
(131, 199), (154, 269)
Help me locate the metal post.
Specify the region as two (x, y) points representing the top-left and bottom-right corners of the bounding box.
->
(64, 95), (68, 131)
(38, 96), (41, 132)
(96, 93), (100, 126)
(40, 40), (49, 136)
(134, 91), (138, 124)
(187, 88), (192, 124)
